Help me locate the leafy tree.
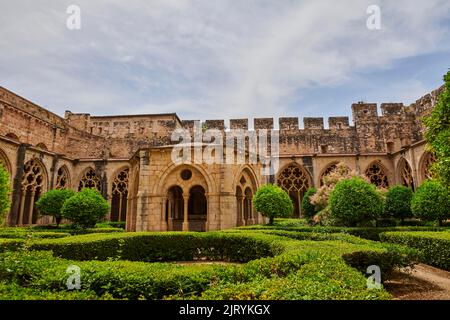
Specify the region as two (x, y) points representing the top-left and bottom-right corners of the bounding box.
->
(411, 180), (450, 226)
(384, 185), (413, 224)
(423, 70), (450, 188)
(329, 177), (384, 226)
(61, 188), (109, 229)
(253, 184), (293, 225)
(35, 189), (76, 226)
(0, 164), (11, 226)
(301, 187), (317, 219)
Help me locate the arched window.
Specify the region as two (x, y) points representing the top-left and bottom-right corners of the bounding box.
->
(319, 162), (350, 186)
(18, 159), (46, 225)
(365, 161), (389, 188)
(0, 149), (10, 174)
(56, 166), (70, 190)
(277, 163), (310, 217)
(398, 159), (414, 190)
(111, 169), (129, 222)
(421, 152), (436, 181)
(78, 168), (101, 191)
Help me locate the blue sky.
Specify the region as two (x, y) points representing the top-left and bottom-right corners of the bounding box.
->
(1, 0), (449, 127)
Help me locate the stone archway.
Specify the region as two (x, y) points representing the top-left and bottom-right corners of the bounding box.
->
(166, 186), (184, 231)
(56, 165), (70, 190)
(243, 187), (253, 225)
(234, 166), (259, 226)
(111, 168), (129, 222)
(419, 152), (436, 183)
(397, 158), (415, 191)
(276, 163), (311, 218)
(18, 159), (47, 225)
(188, 185), (207, 232)
(78, 168), (101, 192)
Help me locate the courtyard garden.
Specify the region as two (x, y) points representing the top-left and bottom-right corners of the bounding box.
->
(0, 73), (450, 301)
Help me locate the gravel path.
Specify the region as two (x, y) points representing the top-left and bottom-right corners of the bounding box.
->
(385, 264), (450, 300)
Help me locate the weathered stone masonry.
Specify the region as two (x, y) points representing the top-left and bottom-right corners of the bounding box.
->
(0, 85), (443, 231)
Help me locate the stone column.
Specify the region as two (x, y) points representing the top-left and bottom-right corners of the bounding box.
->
(28, 189), (36, 225)
(167, 197), (173, 231)
(135, 150), (151, 232)
(160, 196), (168, 231)
(237, 196), (244, 226)
(107, 192), (113, 221)
(18, 189), (26, 226)
(182, 195), (189, 231)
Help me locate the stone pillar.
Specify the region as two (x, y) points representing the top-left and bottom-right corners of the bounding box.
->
(167, 197), (173, 231)
(18, 189), (26, 226)
(182, 195), (189, 231)
(237, 196), (244, 226)
(107, 192), (113, 221)
(28, 190), (36, 225)
(135, 150), (151, 232)
(160, 196), (168, 231)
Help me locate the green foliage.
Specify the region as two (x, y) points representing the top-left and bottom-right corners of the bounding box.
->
(411, 180), (450, 225)
(423, 71), (450, 187)
(384, 185), (413, 222)
(301, 188), (317, 219)
(329, 177), (384, 226)
(61, 188), (109, 229)
(0, 231), (70, 239)
(0, 239), (25, 253)
(0, 228), (419, 300)
(253, 184), (293, 225)
(380, 231), (450, 270)
(35, 189), (76, 226)
(0, 164), (11, 226)
(29, 232), (282, 262)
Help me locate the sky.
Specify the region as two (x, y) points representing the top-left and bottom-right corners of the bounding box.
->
(1, 0), (449, 128)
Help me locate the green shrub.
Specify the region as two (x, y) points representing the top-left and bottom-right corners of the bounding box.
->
(0, 231), (70, 239)
(35, 189), (76, 226)
(384, 185), (413, 223)
(0, 239), (24, 252)
(301, 188), (317, 220)
(423, 70), (450, 187)
(95, 221), (125, 229)
(329, 177), (384, 226)
(253, 184), (293, 225)
(29, 232), (283, 262)
(380, 231), (450, 270)
(411, 180), (450, 226)
(61, 189), (109, 229)
(0, 164), (11, 226)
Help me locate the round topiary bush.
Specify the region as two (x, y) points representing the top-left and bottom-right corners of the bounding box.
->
(253, 184), (293, 225)
(411, 180), (450, 226)
(329, 177), (384, 227)
(0, 164), (11, 226)
(384, 185), (413, 224)
(36, 189), (76, 226)
(61, 188), (110, 229)
(301, 187), (317, 220)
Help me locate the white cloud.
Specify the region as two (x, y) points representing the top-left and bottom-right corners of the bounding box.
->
(0, 0), (449, 121)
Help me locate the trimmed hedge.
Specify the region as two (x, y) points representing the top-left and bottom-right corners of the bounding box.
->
(0, 231), (71, 239)
(238, 224), (448, 241)
(380, 231), (450, 270)
(0, 239), (25, 252)
(29, 232), (284, 262)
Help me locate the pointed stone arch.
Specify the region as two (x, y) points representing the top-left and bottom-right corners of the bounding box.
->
(111, 167), (129, 222)
(397, 158), (415, 190)
(276, 162), (312, 217)
(234, 166), (259, 225)
(419, 152), (436, 183)
(0, 148), (11, 174)
(56, 165), (71, 190)
(18, 158), (48, 225)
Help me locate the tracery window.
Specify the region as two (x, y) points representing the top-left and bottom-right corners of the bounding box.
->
(18, 159), (46, 225)
(399, 159), (414, 190)
(56, 166), (69, 190)
(365, 162), (389, 188)
(422, 153), (436, 180)
(111, 169), (129, 222)
(78, 169), (101, 191)
(277, 164), (310, 217)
